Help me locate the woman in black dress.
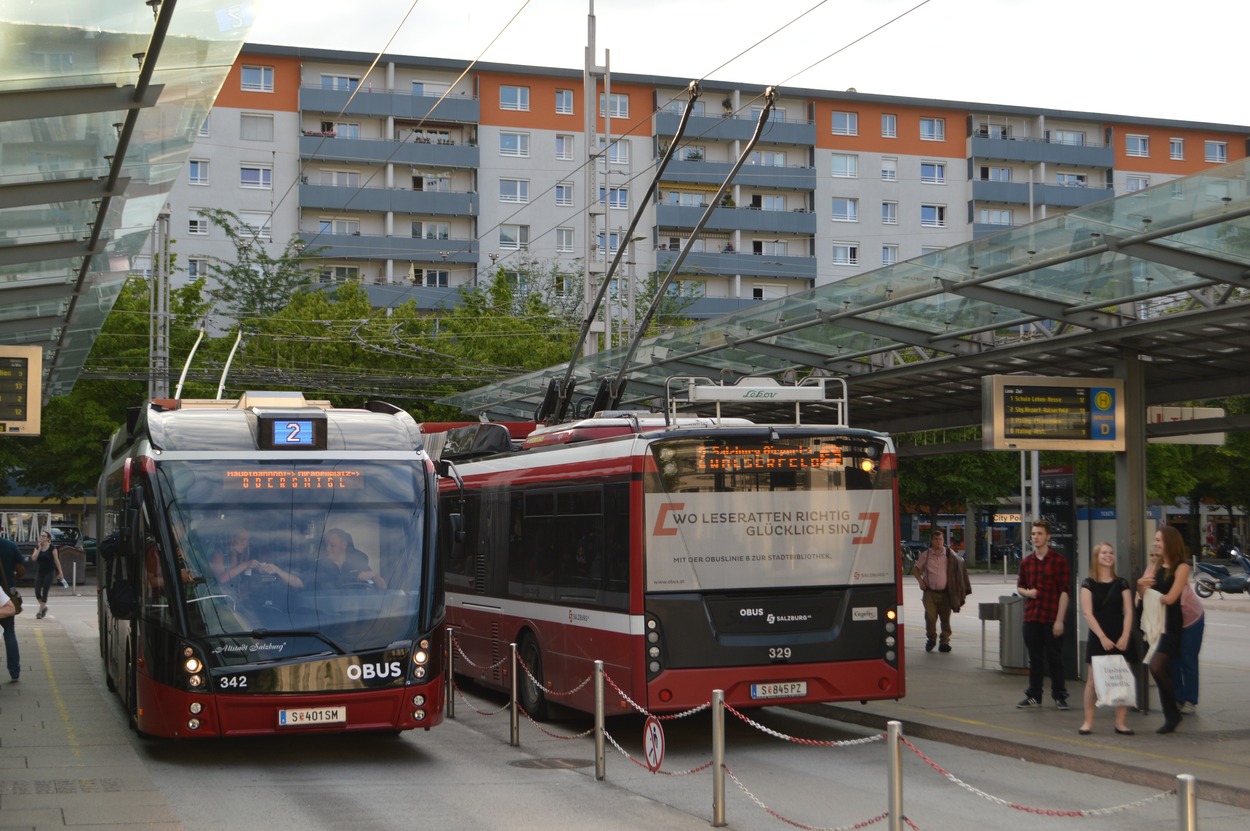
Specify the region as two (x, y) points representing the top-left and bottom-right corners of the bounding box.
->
(1137, 526), (1191, 734)
(1078, 542), (1135, 735)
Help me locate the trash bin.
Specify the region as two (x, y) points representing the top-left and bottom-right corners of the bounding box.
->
(998, 595), (1027, 670)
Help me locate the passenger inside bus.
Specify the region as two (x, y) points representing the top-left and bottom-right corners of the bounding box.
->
(209, 527), (304, 617)
(307, 528), (388, 589)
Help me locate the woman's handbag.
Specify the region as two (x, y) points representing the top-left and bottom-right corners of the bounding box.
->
(1091, 654), (1136, 707)
(0, 568), (20, 615)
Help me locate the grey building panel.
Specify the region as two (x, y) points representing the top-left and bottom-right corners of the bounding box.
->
(299, 87), (479, 123)
(656, 204), (817, 235)
(299, 135), (479, 168)
(971, 180), (1116, 209)
(971, 136), (1115, 167)
(655, 111), (815, 145)
(662, 160), (816, 191)
(299, 183), (477, 216)
(659, 251), (817, 281)
(299, 231), (477, 262)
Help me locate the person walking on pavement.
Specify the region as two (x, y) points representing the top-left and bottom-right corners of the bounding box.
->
(0, 534), (20, 681)
(1016, 519), (1071, 710)
(1077, 542), (1135, 735)
(1172, 546), (1204, 715)
(1137, 525), (1190, 734)
(31, 530), (65, 620)
(913, 529), (956, 653)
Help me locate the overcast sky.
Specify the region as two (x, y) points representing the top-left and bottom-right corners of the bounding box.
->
(247, 0), (1246, 126)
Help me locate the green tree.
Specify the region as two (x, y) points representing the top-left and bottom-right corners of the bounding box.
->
(199, 208), (317, 326)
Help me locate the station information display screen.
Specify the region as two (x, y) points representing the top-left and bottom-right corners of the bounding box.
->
(982, 375), (1124, 451)
(0, 345), (42, 436)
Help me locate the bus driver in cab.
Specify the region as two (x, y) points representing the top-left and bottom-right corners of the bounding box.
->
(315, 528), (387, 589)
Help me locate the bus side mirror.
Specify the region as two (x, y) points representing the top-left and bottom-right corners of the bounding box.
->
(448, 512), (466, 549)
(120, 484), (145, 555)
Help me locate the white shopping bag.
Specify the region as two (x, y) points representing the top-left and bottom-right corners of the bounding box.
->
(1091, 654), (1136, 708)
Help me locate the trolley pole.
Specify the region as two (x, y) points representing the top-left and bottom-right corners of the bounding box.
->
(1176, 774), (1196, 831)
(711, 689), (725, 827)
(887, 720), (903, 831)
(509, 642), (520, 747)
(445, 627), (455, 719)
(594, 660), (606, 780)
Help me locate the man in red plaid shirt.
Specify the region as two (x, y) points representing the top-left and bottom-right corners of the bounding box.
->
(1015, 519), (1071, 710)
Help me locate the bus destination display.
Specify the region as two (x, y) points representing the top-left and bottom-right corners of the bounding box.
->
(695, 443), (843, 472)
(223, 469), (364, 490)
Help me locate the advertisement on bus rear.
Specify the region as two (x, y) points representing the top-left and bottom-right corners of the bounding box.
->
(644, 491), (895, 591)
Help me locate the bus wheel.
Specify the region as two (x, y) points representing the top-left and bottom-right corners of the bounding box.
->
(518, 634), (549, 721)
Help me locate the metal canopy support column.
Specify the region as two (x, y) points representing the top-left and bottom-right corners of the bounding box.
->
(1114, 351), (1148, 579)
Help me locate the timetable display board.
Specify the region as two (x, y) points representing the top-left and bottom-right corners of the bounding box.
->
(0, 345), (42, 436)
(982, 375), (1124, 451)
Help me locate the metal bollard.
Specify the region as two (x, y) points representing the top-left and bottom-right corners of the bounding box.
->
(594, 660), (605, 781)
(509, 642), (520, 747)
(1176, 774), (1196, 831)
(887, 721), (903, 831)
(445, 626), (455, 719)
(711, 690), (725, 827)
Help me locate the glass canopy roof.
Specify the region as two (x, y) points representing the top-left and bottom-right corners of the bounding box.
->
(0, 0), (262, 399)
(445, 158), (1250, 434)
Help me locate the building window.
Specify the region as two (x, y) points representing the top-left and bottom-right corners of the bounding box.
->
(599, 187), (628, 209)
(1126, 175), (1150, 192)
(188, 216), (208, 235)
(1205, 141), (1228, 163)
(499, 178), (529, 203)
(556, 227), (574, 253)
(240, 65), (274, 93)
(920, 161), (946, 184)
(411, 221), (449, 239)
(188, 159), (209, 185)
(599, 93), (629, 118)
(978, 124), (1010, 139)
(417, 268), (449, 288)
(198, 116), (210, 138)
(831, 154), (858, 178)
(1170, 138), (1185, 160)
(500, 224), (530, 250)
(981, 166), (1011, 182)
(555, 134), (574, 160)
(753, 239), (787, 256)
(598, 136), (629, 164)
(239, 211), (272, 239)
(240, 113), (274, 142)
(881, 114), (897, 138)
(555, 89), (573, 115)
(555, 182), (574, 207)
(758, 194), (786, 211)
(1126, 134), (1149, 157)
(320, 75), (359, 91)
(320, 265), (359, 283)
(318, 218), (359, 235)
(831, 197), (859, 222)
(831, 111), (858, 135)
(979, 208), (1013, 225)
(750, 149), (786, 166)
(1050, 130), (1085, 146)
(500, 85), (530, 111)
(681, 145), (706, 161)
(1056, 172), (1087, 187)
(881, 157), (897, 181)
(881, 201), (897, 225)
(832, 243), (859, 266)
(882, 244), (898, 266)
(597, 231), (622, 254)
(668, 191), (706, 207)
(500, 132), (530, 157)
(239, 165), (272, 189)
(186, 257), (207, 277)
(333, 122), (360, 140)
(323, 169), (360, 187)
(921, 204), (946, 227)
(920, 118), (945, 141)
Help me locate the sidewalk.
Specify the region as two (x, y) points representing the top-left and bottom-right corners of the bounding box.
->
(0, 586), (179, 830)
(805, 572), (1250, 810)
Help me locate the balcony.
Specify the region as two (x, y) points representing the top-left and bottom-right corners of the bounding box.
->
(298, 231), (478, 263)
(655, 111), (815, 146)
(971, 135), (1114, 168)
(972, 179), (1115, 209)
(300, 86), (479, 124)
(661, 158), (816, 191)
(299, 183), (477, 216)
(657, 250), (816, 281)
(656, 203), (817, 235)
(299, 135), (479, 168)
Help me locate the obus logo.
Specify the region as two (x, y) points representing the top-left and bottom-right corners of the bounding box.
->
(347, 661), (402, 681)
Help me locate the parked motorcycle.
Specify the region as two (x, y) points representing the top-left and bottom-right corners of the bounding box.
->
(1194, 548), (1250, 598)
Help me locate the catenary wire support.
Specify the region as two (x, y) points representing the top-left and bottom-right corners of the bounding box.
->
(1176, 774), (1196, 831)
(712, 689), (726, 827)
(887, 721), (903, 831)
(445, 626), (455, 719)
(594, 660), (606, 781)
(509, 642), (520, 747)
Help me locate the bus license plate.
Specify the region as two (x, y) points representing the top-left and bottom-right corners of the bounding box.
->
(278, 706), (347, 727)
(750, 681), (807, 700)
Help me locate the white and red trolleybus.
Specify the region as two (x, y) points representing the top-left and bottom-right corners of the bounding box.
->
(97, 392), (444, 737)
(426, 376), (902, 718)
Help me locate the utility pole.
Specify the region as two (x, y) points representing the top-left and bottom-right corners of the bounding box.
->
(582, 1), (608, 356)
(149, 211), (171, 399)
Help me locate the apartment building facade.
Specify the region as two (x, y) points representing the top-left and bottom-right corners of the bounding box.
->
(156, 43), (1250, 320)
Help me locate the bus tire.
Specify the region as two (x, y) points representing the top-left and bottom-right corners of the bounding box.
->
(518, 634), (549, 721)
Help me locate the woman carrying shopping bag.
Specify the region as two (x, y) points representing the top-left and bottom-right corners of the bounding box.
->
(1078, 542), (1136, 735)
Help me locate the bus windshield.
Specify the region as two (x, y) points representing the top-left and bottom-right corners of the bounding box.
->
(644, 434), (896, 592)
(151, 460), (429, 654)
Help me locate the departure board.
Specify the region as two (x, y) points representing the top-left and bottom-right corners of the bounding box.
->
(0, 346), (42, 436)
(982, 375), (1123, 451)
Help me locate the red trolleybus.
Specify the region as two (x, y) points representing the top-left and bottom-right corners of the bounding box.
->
(429, 377), (902, 718)
(97, 392), (444, 737)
